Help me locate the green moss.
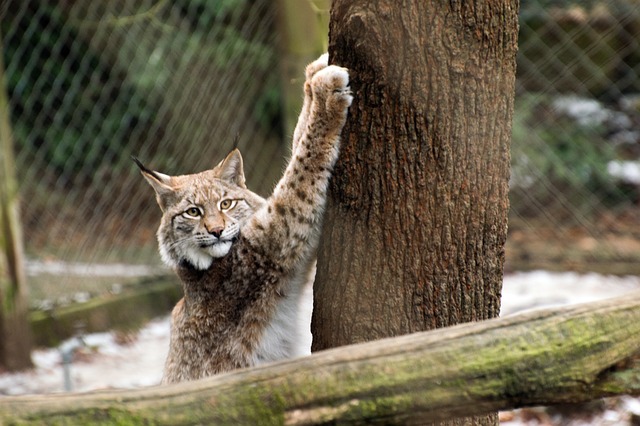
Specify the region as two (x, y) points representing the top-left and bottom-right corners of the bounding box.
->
(3, 298), (640, 425)
(18, 408), (158, 426)
(210, 384), (287, 425)
(338, 394), (416, 423)
(596, 364), (640, 395)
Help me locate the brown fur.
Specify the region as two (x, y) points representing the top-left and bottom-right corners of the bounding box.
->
(137, 55), (352, 383)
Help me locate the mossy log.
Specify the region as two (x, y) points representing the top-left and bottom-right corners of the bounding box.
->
(1, 292), (640, 425)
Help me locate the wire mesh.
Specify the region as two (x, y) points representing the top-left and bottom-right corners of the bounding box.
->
(2, 0), (286, 305)
(1, 0), (639, 307)
(3, 3), (285, 250)
(509, 0), (640, 273)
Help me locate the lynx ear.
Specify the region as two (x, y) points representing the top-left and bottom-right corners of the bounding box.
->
(132, 156), (176, 210)
(216, 149), (246, 188)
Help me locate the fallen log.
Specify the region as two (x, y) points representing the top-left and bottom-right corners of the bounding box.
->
(1, 292), (640, 425)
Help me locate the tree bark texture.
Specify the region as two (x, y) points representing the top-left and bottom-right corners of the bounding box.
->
(314, 0), (518, 345)
(312, 1), (518, 424)
(1, 294), (639, 425)
(0, 34), (33, 371)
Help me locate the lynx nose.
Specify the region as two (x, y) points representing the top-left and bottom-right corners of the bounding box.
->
(207, 226), (224, 239)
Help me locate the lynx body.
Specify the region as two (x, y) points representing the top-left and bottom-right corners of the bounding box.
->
(137, 55), (352, 383)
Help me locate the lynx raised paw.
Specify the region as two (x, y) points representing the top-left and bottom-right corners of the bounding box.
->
(311, 65), (353, 115)
(305, 53), (329, 81)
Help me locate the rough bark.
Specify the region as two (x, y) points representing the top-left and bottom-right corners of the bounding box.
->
(314, 0), (518, 344)
(0, 34), (33, 371)
(1, 294), (639, 425)
(312, 1), (518, 424)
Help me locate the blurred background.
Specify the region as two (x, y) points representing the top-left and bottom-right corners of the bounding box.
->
(0, 0), (639, 358)
(1, 0), (329, 331)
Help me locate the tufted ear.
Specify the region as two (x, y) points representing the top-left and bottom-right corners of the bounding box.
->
(215, 149), (246, 188)
(132, 156), (177, 211)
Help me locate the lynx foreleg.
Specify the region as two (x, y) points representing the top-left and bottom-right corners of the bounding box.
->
(291, 53), (329, 156)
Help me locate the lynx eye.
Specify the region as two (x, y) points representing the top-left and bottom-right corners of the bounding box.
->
(183, 207), (202, 218)
(219, 199), (237, 210)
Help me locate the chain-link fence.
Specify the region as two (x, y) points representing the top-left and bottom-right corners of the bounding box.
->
(1, 0), (639, 308)
(2, 0), (288, 305)
(509, 0), (640, 273)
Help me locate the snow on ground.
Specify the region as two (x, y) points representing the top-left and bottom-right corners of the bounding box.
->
(0, 316), (168, 395)
(500, 271), (640, 316)
(1, 270), (639, 423)
(607, 160), (640, 185)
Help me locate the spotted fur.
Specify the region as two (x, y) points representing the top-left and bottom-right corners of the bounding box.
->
(137, 55), (352, 383)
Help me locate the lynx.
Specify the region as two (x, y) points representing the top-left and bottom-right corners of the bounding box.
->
(136, 54), (352, 383)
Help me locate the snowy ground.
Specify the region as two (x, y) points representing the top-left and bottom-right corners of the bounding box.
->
(1, 270), (639, 424)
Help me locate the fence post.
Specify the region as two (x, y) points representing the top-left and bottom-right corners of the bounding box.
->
(275, 0), (330, 137)
(0, 34), (33, 371)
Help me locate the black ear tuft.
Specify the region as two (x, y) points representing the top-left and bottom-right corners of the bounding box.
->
(232, 133), (240, 150)
(132, 156), (166, 182)
(132, 155), (175, 211)
(132, 156), (149, 172)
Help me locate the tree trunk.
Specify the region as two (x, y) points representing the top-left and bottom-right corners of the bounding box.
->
(1, 294), (640, 424)
(0, 35), (33, 371)
(313, 1), (519, 424)
(276, 0), (331, 136)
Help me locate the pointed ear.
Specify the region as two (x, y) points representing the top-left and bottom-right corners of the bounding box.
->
(132, 156), (176, 210)
(216, 149), (246, 188)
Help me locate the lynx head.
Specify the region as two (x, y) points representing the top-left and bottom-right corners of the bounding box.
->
(135, 149), (265, 270)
